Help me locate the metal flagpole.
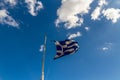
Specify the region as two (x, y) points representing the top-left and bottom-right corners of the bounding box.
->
(41, 35), (47, 80)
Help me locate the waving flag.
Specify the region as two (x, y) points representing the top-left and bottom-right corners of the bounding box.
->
(54, 39), (79, 59)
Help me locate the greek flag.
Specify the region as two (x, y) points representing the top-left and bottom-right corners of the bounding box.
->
(54, 39), (79, 59)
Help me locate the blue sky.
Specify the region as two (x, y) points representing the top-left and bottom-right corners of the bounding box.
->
(0, 0), (120, 80)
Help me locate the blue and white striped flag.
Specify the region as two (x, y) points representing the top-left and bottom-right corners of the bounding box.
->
(54, 39), (79, 59)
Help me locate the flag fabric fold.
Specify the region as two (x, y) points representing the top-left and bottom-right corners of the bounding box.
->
(54, 39), (79, 59)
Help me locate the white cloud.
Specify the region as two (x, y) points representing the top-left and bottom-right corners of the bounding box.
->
(102, 47), (109, 51)
(0, 9), (19, 27)
(98, 0), (108, 6)
(25, 0), (43, 16)
(84, 26), (90, 31)
(91, 0), (120, 23)
(91, 7), (101, 20)
(68, 32), (82, 39)
(0, 1), (19, 27)
(4, 0), (17, 6)
(39, 45), (44, 52)
(55, 0), (93, 29)
(98, 42), (112, 51)
(91, 0), (108, 20)
(0, 0), (44, 27)
(102, 8), (120, 23)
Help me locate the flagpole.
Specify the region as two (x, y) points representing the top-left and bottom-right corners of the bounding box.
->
(41, 35), (47, 80)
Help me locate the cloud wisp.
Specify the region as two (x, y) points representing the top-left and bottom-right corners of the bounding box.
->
(4, 0), (17, 6)
(84, 27), (90, 31)
(0, 9), (19, 27)
(67, 32), (82, 39)
(91, 0), (108, 20)
(98, 42), (113, 52)
(39, 45), (44, 52)
(25, 0), (43, 16)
